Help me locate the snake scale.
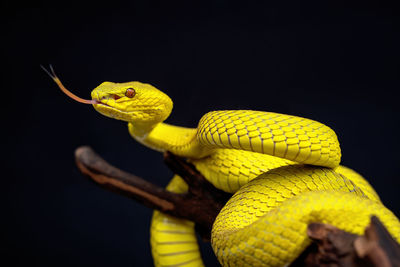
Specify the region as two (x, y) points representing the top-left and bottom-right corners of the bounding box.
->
(46, 67), (400, 267)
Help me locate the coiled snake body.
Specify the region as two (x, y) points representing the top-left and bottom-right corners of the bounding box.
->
(48, 71), (400, 267)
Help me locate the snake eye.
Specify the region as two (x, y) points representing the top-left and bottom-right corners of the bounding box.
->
(125, 88), (136, 98)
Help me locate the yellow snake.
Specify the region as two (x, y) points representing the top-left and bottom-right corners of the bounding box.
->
(45, 66), (400, 267)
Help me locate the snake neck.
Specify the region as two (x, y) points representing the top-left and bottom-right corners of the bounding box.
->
(128, 122), (213, 159)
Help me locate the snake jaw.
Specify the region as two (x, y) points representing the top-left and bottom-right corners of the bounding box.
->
(93, 100), (110, 108)
(92, 97), (115, 110)
(92, 96), (111, 107)
(91, 91), (121, 109)
(91, 95), (138, 122)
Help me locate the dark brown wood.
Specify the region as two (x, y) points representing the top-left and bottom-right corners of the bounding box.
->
(163, 151), (231, 208)
(74, 146), (400, 266)
(75, 146), (231, 240)
(163, 151), (232, 240)
(290, 222), (359, 267)
(75, 146), (178, 213)
(354, 216), (400, 267)
(290, 216), (400, 267)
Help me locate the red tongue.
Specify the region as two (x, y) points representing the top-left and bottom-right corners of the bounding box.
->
(41, 65), (96, 104)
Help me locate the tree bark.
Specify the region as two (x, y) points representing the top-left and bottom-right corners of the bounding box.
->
(74, 146), (230, 240)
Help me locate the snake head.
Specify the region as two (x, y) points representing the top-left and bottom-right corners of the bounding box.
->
(42, 65), (173, 130)
(91, 81), (173, 125)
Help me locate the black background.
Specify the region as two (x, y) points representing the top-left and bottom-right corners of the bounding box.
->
(3, 2), (399, 266)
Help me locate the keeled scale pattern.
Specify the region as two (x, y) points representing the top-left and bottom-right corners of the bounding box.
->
(211, 166), (400, 266)
(192, 149), (295, 193)
(197, 110), (341, 168)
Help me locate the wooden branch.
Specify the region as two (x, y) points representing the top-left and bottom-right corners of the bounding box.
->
(163, 151), (231, 209)
(74, 146), (400, 266)
(290, 216), (400, 267)
(355, 216), (400, 267)
(74, 146), (230, 240)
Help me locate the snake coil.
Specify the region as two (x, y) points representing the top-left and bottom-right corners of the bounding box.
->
(46, 71), (400, 267)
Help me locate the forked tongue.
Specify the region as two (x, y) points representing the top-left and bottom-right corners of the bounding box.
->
(41, 65), (96, 104)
